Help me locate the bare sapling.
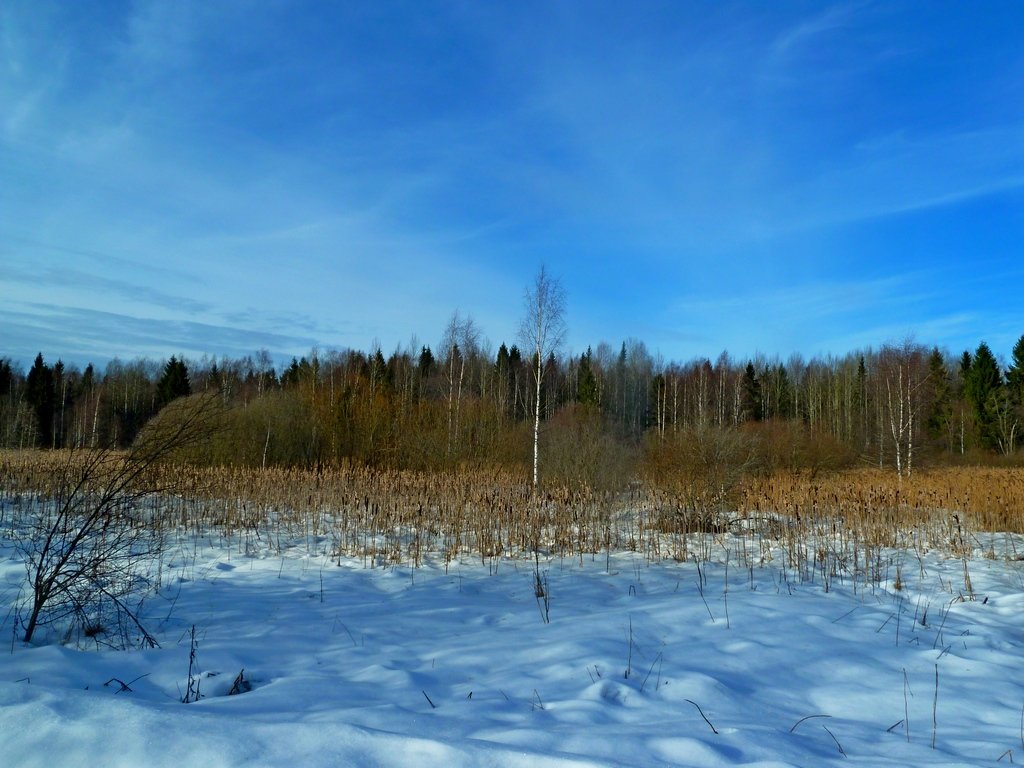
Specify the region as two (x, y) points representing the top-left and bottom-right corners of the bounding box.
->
(18, 393), (222, 646)
(519, 265), (566, 491)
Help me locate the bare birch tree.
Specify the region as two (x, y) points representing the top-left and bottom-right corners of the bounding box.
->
(441, 311), (480, 459)
(519, 266), (567, 489)
(879, 343), (929, 478)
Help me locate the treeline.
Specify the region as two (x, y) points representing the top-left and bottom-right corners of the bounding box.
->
(2, 331), (1023, 485)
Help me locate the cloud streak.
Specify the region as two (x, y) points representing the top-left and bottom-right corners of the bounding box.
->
(0, 303), (321, 368)
(1, 2), (1022, 366)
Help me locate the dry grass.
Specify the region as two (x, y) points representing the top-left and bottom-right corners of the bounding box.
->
(1, 450), (625, 567)
(740, 468), (1024, 538)
(4, 450), (1023, 589)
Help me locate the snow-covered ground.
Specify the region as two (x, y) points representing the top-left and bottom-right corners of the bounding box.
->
(2, 525), (1024, 767)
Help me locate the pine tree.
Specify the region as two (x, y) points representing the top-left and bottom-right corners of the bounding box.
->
(281, 357), (307, 388)
(26, 353), (56, 448)
(965, 342), (1002, 451)
(577, 347), (600, 408)
(370, 348), (390, 391)
(157, 356), (191, 408)
(1007, 335), (1024, 409)
(925, 347), (952, 450)
(0, 359), (14, 398)
(208, 362), (223, 393)
(418, 346), (435, 378)
(741, 362), (763, 421)
(959, 350), (972, 386)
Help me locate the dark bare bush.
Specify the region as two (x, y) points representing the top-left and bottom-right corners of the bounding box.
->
(540, 405), (637, 492)
(16, 393), (222, 646)
(742, 419), (856, 476)
(646, 426), (758, 504)
(176, 389), (314, 468)
(643, 426), (758, 533)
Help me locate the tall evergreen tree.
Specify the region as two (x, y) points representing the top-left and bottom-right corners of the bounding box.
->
(208, 362), (223, 393)
(0, 359), (14, 398)
(418, 346), (435, 378)
(577, 347), (600, 408)
(1007, 334), (1024, 409)
(369, 348), (390, 391)
(741, 362), (763, 422)
(79, 363), (95, 398)
(157, 356), (191, 408)
(281, 357), (305, 388)
(25, 353), (55, 448)
(854, 355), (868, 449)
(925, 347), (952, 449)
(766, 364), (793, 419)
(965, 342), (1002, 450)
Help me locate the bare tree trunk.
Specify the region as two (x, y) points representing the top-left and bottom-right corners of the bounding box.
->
(520, 266), (566, 492)
(533, 361), (542, 487)
(672, 375), (678, 433)
(91, 389), (101, 449)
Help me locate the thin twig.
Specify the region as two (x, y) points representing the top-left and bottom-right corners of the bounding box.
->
(104, 677), (133, 693)
(790, 714), (832, 733)
(903, 668), (912, 742)
(831, 606), (859, 624)
(697, 580), (715, 622)
(532, 689), (544, 711)
(625, 615), (633, 679)
(102, 671), (150, 694)
(684, 699), (718, 734)
(640, 652), (663, 693)
(823, 724), (846, 757)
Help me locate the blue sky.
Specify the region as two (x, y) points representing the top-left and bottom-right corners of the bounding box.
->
(2, 1), (1023, 371)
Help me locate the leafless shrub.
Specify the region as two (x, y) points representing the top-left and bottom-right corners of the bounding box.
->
(14, 393), (222, 646)
(644, 426), (758, 532)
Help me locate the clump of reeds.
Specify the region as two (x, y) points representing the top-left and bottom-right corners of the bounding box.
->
(5, 449), (1022, 591)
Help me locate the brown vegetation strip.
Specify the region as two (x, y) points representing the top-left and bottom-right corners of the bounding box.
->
(4, 451), (1023, 569)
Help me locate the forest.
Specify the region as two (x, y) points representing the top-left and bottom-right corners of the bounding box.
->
(2, 323), (1023, 489)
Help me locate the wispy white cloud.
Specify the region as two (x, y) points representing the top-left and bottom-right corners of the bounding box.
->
(0, 302), (321, 368)
(770, 127), (1024, 232)
(2, 1), (1021, 366)
(769, 1), (872, 60)
(1, 263), (212, 315)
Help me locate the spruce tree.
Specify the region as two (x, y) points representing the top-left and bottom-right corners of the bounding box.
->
(1007, 334), (1024, 409)
(79, 363), (95, 398)
(964, 342), (1002, 450)
(0, 359), (14, 398)
(959, 350), (972, 383)
(925, 347), (952, 448)
(775, 364), (793, 419)
(418, 346), (434, 378)
(742, 362), (763, 421)
(857, 356), (870, 447)
(577, 347), (600, 408)
(370, 349), (390, 390)
(208, 362), (223, 393)
(157, 356), (191, 408)
(281, 357), (303, 388)
(26, 353), (55, 448)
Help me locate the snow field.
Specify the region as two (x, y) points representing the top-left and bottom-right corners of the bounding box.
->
(2, 531), (1024, 767)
